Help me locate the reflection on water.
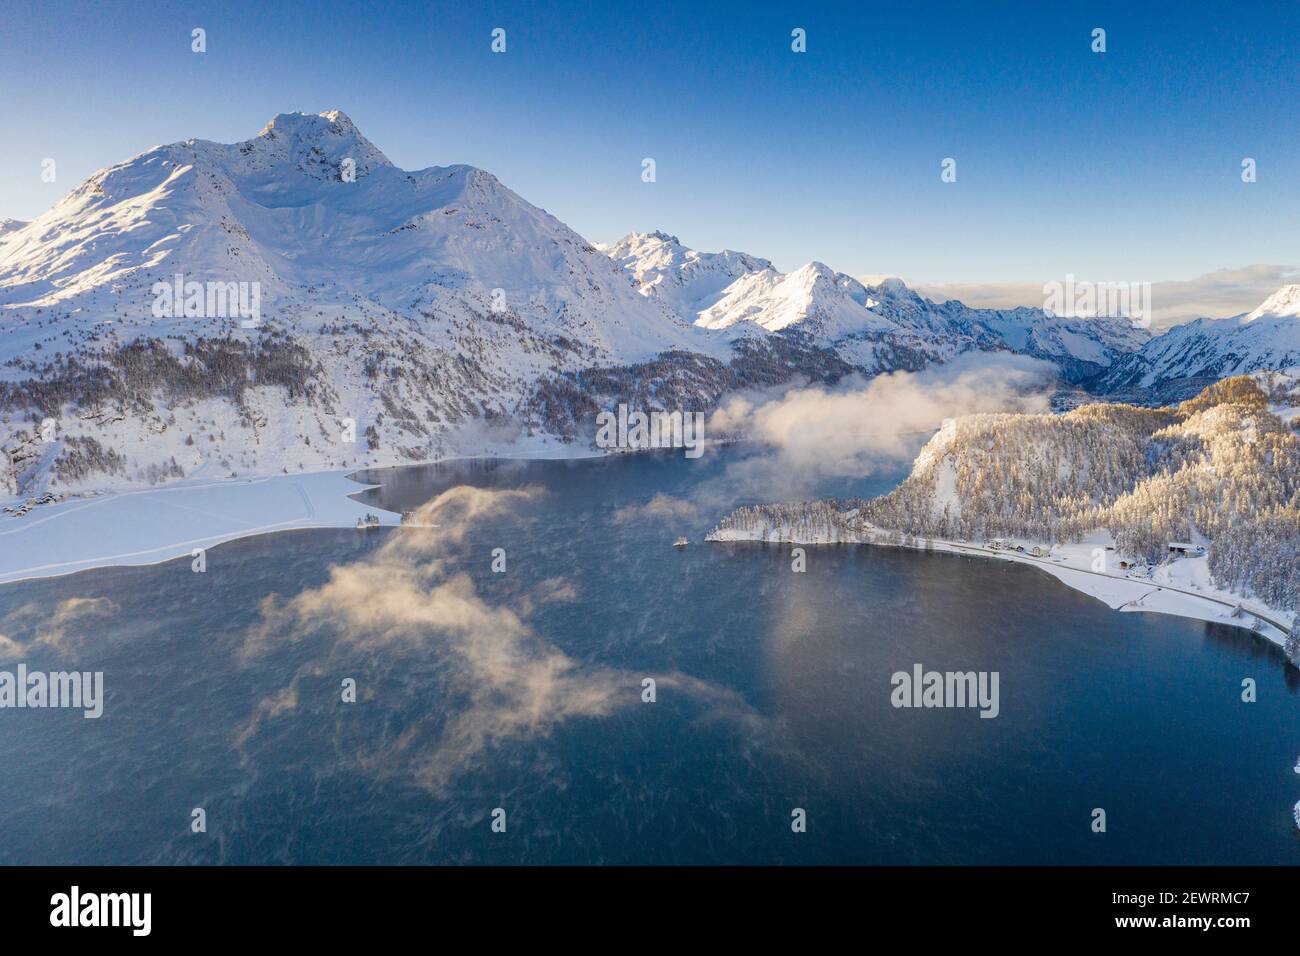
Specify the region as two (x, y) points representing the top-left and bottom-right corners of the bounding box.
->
(0, 445), (1297, 864)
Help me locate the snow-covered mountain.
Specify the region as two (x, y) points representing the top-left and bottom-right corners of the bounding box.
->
(600, 231), (772, 321)
(1094, 285), (1300, 401)
(696, 263), (887, 335)
(864, 277), (1149, 380)
(605, 230), (1148, 378)
(0, 110), (1178, 498)
(1, 112), (757, 494)
(0, 111), (704, 361)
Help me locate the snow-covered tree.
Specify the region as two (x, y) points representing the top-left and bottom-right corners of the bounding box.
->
(710, 375), (1300, 616)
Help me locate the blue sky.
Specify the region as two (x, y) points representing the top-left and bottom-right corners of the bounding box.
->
(1, 0), (1297, 289)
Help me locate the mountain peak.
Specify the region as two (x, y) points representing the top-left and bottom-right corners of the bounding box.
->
(258, 109), (354, 138)
(795, 260), (834, 276)
(1245, 284), (1300, 321)
(252, 109), (392, 171)
(607, 230), (682, 252)
(871, 276), (911, 295)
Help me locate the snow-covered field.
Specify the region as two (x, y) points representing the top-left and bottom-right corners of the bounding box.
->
(0, 469), (400, 585)
(708, 527), (1295, 649)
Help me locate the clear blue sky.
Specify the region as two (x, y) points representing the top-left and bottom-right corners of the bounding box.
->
(1, 0), (1297, 284)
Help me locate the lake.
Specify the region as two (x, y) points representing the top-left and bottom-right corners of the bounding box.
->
(1, 446), (1297, 864)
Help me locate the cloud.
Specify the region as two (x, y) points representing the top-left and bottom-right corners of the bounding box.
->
(531, 576), (578, 605)
(909, 263), (1299, 330)
(0, 596), (119, 659)
(1139, 265), (1300, 328)
(390, 484), (539, 548)
(702, 353), (1055, 499)
(442, 414), (530, 457)
(234, 684), (300, 749)
(238, 483), (756, 792)
(611, 492), (700, 524)
(243, 485), (544, 657)
(509, 575), (579, 619)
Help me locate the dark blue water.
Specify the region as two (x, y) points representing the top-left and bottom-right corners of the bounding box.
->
(1, 447), (1298, 864)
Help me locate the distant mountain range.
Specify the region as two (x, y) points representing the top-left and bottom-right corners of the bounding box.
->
(0, 110), (1295, 494)
(1093, 285), (1300, 402)
(602, 230), (1148, 380)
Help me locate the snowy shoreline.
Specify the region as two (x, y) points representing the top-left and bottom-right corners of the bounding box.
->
(0, 437), (729, 586)
(5, 445), (609, 585)
(4, 436), (1293, 653)
(706, 527), (1296, 649)
(0, 469), (402, 586)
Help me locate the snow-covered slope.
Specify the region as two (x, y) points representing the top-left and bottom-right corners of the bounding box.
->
(1094, 286), (1300, 401)
(601, 231), (772, 321)
(1, 111), (751, 496)
(709, 373), (1300, 641)
(864, 277), (1149, 376)
(0, 111), (702, 361)
(696, 262), (886, 335)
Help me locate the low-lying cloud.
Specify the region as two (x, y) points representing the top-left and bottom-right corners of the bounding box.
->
(0, 596), (119, 659)
(703, 353), (1055, 499)
(911, 263), (1298, 330)
(611, 491), (700, 525)
(239, 484), (758, 792)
